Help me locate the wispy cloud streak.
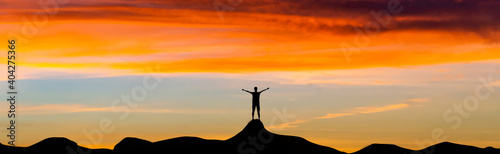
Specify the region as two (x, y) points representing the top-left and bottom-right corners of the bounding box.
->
(20, 104), (227, 115)
(271, 98), (428, 130)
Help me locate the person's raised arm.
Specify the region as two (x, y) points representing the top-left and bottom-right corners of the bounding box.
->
(242, 89), (251, 93)
(259, 87), (270, 93)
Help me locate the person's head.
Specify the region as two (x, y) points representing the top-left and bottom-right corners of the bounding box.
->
(254, 87), (258, 91)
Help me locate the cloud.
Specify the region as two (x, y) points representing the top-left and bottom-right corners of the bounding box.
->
(228, 62), (494, 86)
(314, 103), (410, 120)
(268, 119), (307, 130)
(0, 64), (136, 80)
(405, 98), (429, 103)
(2, 0), (500, 74)
(314, 113), (355, 120)
(2, 0), (500, 39)
(271, 102), (414, 130)
(351, 103), (409, 114)
(19, 104), (225, 115)
(490, 80), (500, 87)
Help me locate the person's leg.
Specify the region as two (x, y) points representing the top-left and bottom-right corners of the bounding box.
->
(257, 104), (261, 119)
(252, 105), (256, 119)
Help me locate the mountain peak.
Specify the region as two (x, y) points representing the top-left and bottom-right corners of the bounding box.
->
(435, 141), (467, 147)
(243, 119), (266, 131)
(353, 143), (411, 154)
(424, 141), (485, 154)
(226, 119), (267, 143)
(29, 137), (77, 148)
(114, 137), (152, 151)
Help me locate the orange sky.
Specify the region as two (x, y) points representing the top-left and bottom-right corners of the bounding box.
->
(1, 0), (499, 74)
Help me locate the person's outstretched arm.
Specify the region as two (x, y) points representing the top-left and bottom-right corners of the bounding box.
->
(242, 89), (251, 93)
(259, 87), (270, 93)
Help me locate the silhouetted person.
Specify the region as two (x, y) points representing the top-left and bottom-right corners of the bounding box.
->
(242, 87), (269, 119)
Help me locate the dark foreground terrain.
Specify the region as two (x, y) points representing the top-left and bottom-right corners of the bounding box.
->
(1, 120), (498, 154)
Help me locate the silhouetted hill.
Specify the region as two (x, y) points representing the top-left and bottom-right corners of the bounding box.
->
(0, 120), (498, 154)
(484, 146), (500, 154)
(353, 143), (412, 154)
(353, 141), (500, 154)
(113, 137), (152, 153)
(113, 119), (342, 154)
(115, 136), (226, 154)
(416, 142), (500, 154)
(226, 119), (345, 154)
(28, 137), (81, 153)
(0, 137), (112, 154)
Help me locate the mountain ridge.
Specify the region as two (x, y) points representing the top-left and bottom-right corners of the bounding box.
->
(0, 120), (498, 154)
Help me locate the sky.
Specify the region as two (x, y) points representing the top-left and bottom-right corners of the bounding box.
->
(1, 0), (500, 152)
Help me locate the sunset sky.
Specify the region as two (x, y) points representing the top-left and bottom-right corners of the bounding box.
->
(1, 0), (500, 152)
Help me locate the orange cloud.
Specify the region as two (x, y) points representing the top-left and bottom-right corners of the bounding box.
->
(20, 104), (228, 115)
(268, 119), (307, 130)
(2, 1), (500, 75)
(271, 103), (411, 130)
(490, 80), (500, 87)
(352, 103), (409, 114)
(313, 103), (410, 120)
(314, 113), (355, 120)
(405, 98), (429, 103)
